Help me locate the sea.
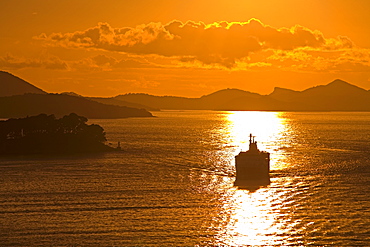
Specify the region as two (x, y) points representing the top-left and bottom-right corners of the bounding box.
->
(1, 111), (370, 246)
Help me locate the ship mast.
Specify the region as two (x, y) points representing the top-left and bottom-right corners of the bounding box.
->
(249, 133), (258, 152)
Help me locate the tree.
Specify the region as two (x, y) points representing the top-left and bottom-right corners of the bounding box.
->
(0, 113), (111, 154)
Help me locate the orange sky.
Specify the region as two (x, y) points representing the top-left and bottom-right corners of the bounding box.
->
(1, 0), (370, 97)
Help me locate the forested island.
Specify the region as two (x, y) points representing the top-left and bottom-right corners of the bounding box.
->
(0, 113), (116, 155)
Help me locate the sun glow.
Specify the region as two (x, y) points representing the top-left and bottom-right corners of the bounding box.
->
(224, 111), (291, 170)
(212, 111), (295, 245)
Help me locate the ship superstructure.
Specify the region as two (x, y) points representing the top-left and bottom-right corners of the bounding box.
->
(234, 134), (270, 187)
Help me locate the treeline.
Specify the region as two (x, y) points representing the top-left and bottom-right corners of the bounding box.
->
(0, 113), (114, 155)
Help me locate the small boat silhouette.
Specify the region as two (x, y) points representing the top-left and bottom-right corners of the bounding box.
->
(234, 134), (270, 188)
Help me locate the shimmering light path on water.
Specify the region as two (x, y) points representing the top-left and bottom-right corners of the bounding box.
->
(1, 111), (370, 246)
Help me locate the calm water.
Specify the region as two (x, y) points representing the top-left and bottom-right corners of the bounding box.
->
(1, 111), (370, 246)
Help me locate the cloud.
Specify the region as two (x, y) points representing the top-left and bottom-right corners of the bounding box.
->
(0, 53), (69, 70)
(35, 19), (366, 71)
(0, 53), (158, 71)
(324, 36), (354, 50)
(35, 19), (338, 67)
(266, 48), (370, 72)
(35, 22), (174, 49)
(72, 54), (159, 71)
(131, 76), (160, 89)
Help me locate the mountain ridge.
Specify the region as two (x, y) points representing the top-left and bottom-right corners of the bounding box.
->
(2, 70), (369, 112)
(0, 71), (47, 97)
(0, 93), (153, 119)
(116, 79), (370, 111)
(0, 71), (153, 118)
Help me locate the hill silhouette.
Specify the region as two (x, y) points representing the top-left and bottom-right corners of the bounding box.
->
(116, 79), (370, 111)
(0, 71), (46, 97)
(114, 89), (265, 110)
(2, 70), (369, 112)
(0, 113), (116, 155)
(0, 71), (153, 118)
(0, 93), (153, 118)
(88, 96), (159, 111)
(60, 91), (158, 111)
(114, 93), (201, 110)
(269, 79), (370, 111)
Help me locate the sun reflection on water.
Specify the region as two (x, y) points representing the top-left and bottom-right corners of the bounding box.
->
(213, 111), (295, 245)
(217, 188), (286, 246)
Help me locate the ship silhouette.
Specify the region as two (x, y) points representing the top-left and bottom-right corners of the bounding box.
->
(234, 134), (270, 188)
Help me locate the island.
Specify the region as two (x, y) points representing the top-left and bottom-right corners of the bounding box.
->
(0, 113), (117, 155)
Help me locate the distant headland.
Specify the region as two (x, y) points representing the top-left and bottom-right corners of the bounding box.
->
(0, 113), (117, 155)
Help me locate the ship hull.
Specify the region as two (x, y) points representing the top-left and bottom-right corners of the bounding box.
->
(234, 151), (270, 187)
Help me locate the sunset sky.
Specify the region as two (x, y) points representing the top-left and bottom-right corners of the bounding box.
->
(1, 0), (370, 97)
